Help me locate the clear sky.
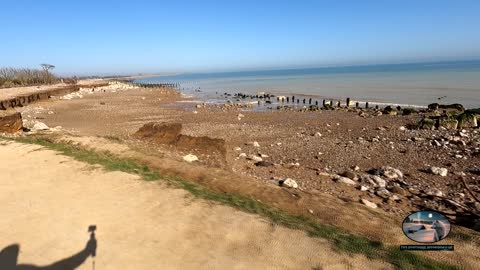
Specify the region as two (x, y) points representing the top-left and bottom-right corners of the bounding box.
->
(1, 0), (480, 76)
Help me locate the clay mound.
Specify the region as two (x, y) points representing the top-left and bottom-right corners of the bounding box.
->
(0, 112), (23, 133)
(134, 122), (182, 144)
(177, 135), (226, 157)
(134, 122), (226, 156)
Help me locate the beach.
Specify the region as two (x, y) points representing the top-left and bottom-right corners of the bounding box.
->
(1, 79), (480, 269)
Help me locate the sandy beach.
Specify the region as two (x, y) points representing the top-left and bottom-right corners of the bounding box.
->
(1, 80), (480, 269)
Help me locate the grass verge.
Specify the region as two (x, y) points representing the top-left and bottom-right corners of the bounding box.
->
(6, 136), (460, 270)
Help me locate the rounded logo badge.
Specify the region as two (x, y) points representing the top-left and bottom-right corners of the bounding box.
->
(402, 210), (451, 243)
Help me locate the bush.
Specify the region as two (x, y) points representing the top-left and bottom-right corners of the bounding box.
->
(0, 67), (59, 88)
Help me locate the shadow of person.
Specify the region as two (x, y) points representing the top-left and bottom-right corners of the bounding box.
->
(0, 230), (96, 270)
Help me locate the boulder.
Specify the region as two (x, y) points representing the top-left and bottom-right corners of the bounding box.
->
(376, 188), (391, 199)
(457, 112), (478, 128)
(418, 118), (436, 130)
(0, 112), (23, 133)
(438, 118), (458, 130)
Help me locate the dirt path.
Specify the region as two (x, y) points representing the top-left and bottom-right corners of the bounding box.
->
(0, 140), (391, 270)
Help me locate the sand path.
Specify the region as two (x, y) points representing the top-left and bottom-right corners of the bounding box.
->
(0, 140), (391, 270)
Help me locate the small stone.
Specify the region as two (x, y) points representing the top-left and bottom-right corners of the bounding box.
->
(255, 161), (274, 167)
(399, 126), (406, 131)
(380, 166), (403, 179)
(308, 209), (314, 214)
(252, 141), (260, 147)
(376, 188), (391, 199)
(32, 122), (49, 131)
(280, 178), (298, 188)
(335, 176), (357, 186)
(429, 167), (448, 177)
(360, 186), (369, 191)
(247, 155), (263, 162)
(238, 153), (247, 158)
(234, 147), (242, 151)
(314, 132), (322, 137)
(361, 199), (377, 209)
(183, 154), (199, 163)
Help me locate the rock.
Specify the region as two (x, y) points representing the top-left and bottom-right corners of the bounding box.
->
(371, 175), (386, 187)
(0, 112), (23, 133)
(379, 166), (403, 179)
(390, 186), (408, 196)
(280, 178), (298, 188)
(340, 170), (357, 180)
(314, 132), (322, 137)
(234, 147), (242, 151)
(238, 153), (247, 158)
(361, 199), (377, 209)
(429, 167), (448, 177)
(247, 155), (263, 162)
(335, 176), (357, 186)
(418, 118), (436, 130)
(32, 121), (49, 131)
(359, 185), (369, 191)
(439, 118), (459, 130)
(255, 161), (273, 167)
(352, 165), (360, 171)
(252, 141), (260, 147)
(376, 188), (391, 199)
(399, 126), (406, 131)
(183, 154), (198, 163)
(457, 112), (478, 128)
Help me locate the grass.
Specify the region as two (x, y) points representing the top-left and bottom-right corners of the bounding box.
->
(6, 136), (461, 270)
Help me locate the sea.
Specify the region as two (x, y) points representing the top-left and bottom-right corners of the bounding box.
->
(135, 60), (480, 109)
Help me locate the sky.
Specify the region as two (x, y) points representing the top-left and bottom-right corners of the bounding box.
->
(1, 0), (480, 76)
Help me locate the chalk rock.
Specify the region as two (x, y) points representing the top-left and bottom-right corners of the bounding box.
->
(247, 154), (263, 162)
(361, 199), (377, 209)
(335, 176), (357, 186)
(379, 166), (403, 179)
(430, 167), (448, 177)
(183, 154), (199, 163)
(32, 121), (49, 131)
(280, 178), (298, 188)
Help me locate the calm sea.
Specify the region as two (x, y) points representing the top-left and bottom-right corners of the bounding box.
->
(136, 60), (480, 108)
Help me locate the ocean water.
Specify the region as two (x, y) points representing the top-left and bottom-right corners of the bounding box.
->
(136, 60), (480, 109)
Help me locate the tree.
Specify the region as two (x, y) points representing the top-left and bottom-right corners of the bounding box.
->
(40, 64), (55, 84)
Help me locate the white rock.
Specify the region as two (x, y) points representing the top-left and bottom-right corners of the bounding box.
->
(247, 155), (263, 162)
(238, 153), (247, 158)
(183, 154), (198, 163)
(360, 185), (369, 191)
(314, 132), (322, 137)
(361, 199), (377, 209)
(233, 147), (242, 151)
(336, 176), (357, 186)
(399, 126), (406, 131)
(32, 122), (49, 131)
(371, 175), (386, 188)
(380, 166), (403, 179)
(281, 178), (298, 189)
(430, 167), (448, 177)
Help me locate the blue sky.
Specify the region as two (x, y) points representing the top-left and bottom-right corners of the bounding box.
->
(1, 0), (480, 75)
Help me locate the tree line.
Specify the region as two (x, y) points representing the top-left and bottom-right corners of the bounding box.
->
(0, 64), (58, 88)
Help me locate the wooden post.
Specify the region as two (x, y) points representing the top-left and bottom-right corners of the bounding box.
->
(322, 99), (326, 107)
(292, 96), (295, 103)
(303, 99), (306, 104)
(309, 98), (312, 104)
(297, 99), (300, 104)
(286, 97), (290, 103)
(337, 101), (341, 107)
(346, 97), (350, 107)
(315, 100), (318, 106)
(365, 102), (369, 109)
(375, 105), (379, 110)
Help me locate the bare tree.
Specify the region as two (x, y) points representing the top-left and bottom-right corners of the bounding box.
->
(40, 63), (56, 84)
